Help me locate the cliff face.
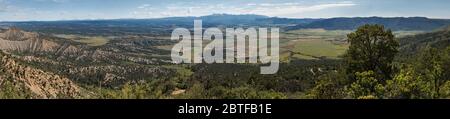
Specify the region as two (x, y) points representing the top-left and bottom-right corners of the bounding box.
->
(0, 51), (84, 99)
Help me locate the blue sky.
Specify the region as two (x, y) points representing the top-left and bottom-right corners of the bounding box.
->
(0, 0), (449, 21)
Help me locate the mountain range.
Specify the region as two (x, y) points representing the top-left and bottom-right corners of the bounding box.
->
(2, 14), (450, 33)
(290, 17), (450, 31)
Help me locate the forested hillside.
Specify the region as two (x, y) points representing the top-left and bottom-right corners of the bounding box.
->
(290, 17), (450, 31)
(398, 25), (450, 57)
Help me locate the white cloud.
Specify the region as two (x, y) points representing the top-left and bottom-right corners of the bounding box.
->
(131, 4), (158, 18)
(242, 2), (357, 17)
(35, 0), (69, 3)
(1, 0), (358, 21)
(138, 4), (150, 9)
(247, 3), (257, 6)
(0, 0), (22, 14)
(129, 1), (357, 18)
(0, 0), (9, 12)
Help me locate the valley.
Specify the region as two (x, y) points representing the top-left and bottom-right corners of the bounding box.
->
(0, 14), (448, 99)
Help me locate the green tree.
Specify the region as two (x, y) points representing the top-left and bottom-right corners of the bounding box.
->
(345, 71), (384, 99)
(408, 47), (449, 98)
(222, 86), (286, 99)
(383, 66), (433, 99)
(439, 81), (450, 98)
(382, 46), (450, 99)
(345, 24), (399, 81)
(307, 71), (346, 99)
(0, 79), (32, 99)
(181, 83), (207, 99)
(414, 47), (445, 98)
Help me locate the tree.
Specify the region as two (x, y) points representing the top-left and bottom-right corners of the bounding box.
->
(382, 46), (450, 99)
(414, 47), (445, 98)
(182, 83), (207, 99)
(345, 24), (399, 81)
(307, 71), (346, 99)
(222, 86), (286, 99)
(0, 79), (32, 99)
(345, 71), (384, 99)
(409, 47), (449, 98)
(383, 66), (434, 99)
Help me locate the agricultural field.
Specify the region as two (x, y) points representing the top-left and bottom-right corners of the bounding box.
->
(54, 34), (110, 46)
(279, 29), (425, 62)
(73, 37), (109, 46)
(280, 29), (350, 61)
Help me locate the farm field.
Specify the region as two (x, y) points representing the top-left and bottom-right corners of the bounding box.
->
(279, 29), (425, 61)
(54, 34), (110, 46)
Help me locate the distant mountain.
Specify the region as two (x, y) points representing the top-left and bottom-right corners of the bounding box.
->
(290, 17), (450, 31)
(0, 14), (318, 35)
(70, 14), (317, 26)
(137, 14), (271, 26)
(3, 15), (450, 34)
(197, 14), (319, 25)
(199, 14), (268, 25)
(257, 17), (321, 26)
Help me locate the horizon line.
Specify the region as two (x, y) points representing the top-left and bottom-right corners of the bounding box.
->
(1, 14), (449, 22)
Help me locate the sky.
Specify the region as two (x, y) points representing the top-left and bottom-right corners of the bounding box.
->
(0, 0), (449, 21)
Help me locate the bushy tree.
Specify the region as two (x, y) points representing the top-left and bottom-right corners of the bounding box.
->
(439, 81), (450, 98)
(345, 71), (384, 99)
(181, 83), (207, 99)
(382, 46), (450, 99)
(345, 24), (399, 81)
(0, 79), (32, 99)
(222, 86), (286, 99)
(307, 71), (346, 99)
(382, 67), (434, 99)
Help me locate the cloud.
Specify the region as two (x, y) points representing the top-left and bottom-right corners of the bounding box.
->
(243, 2), (357, 17)
(1, 0), (358, 20)
(0, 0), (9, 12)
(138, 4), (150, 9)
(132, 4), (157, 18)
(0, 0), (20, 14)
(129, 1), (357, 18)
(35, 0), (69, 3)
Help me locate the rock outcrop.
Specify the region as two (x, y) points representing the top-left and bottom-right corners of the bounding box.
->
(0, 51), (84, 99)
(0, 27), (80, 54)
